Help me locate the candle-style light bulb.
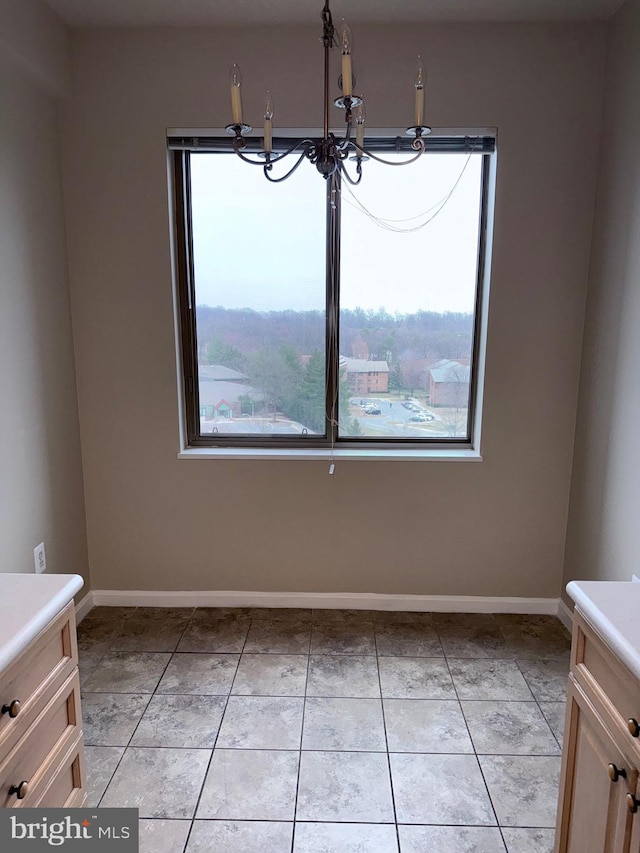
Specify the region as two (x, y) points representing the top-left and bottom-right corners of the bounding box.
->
(414, 55), (425, 127)
(263, 90), (274, 154)
(340, 19), (353, 98)
(355, 101), (366, 150)
(230, 63), (243, 126)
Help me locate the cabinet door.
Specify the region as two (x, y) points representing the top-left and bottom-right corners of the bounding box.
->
(556, 676), (637, 853)
(628, 777), (640, 852)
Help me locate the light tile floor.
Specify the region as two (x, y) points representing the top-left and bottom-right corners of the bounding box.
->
(78, 607), (570, 853)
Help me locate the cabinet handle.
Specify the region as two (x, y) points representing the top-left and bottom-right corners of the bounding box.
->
(8, 780), (29, 800)
(627, 793), (640, 814)
(1, 699), (21, 718)
(608, 763), (627, 782)
(628, 718), (640, 738)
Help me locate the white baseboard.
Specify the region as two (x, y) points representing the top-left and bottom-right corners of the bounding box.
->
(556, 597), (573, 633)
(86, 588), (561, 615)
(75, 591), (95, 624)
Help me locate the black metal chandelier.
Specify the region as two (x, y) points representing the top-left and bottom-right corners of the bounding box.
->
(224, 0), (431, 184)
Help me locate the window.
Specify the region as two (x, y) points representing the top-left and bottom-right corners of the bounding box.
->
(171, 134), (494, 452)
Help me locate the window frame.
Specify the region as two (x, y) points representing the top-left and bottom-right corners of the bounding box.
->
(170, 132), (495, 454)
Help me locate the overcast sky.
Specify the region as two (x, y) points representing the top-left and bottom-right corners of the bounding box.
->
(190, 147), (483, 315)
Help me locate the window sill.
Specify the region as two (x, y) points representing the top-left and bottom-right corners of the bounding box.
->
(177, 447), (482, 462)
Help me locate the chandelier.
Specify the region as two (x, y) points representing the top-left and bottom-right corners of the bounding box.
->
(224, 0), (431, 184)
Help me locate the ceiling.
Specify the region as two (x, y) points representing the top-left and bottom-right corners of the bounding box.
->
(45, 0), (624, 27)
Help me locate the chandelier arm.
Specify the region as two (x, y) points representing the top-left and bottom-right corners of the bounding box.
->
(263, 148), (312, 183)
(232, 147), (275, 167)
(338, 158), (363, 186)
(232, 137), (318, 167)
(349, 137), (426, 167)
(333, 136), (351, 160)
(264, 139), (318, 164)
(335, 119), (352, 152)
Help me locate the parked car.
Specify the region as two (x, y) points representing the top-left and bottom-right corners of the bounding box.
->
(365, 407), (382, 415)
(408, 413), (434, 422)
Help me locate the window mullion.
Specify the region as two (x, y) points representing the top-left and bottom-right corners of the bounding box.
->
(326, 172), (341, 445)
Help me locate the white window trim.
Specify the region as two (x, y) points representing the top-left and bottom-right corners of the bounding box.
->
(177, 447), (482, 462)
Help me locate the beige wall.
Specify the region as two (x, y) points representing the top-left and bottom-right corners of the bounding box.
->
(563, 0), (640, 593)
(60, 22), (605, 596)
(0, 0), (69, 94)
(0, 3), (89, 585)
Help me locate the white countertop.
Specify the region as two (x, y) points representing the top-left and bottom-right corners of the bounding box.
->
(0, 573), (84, 672)
(567, 580), (640, 681)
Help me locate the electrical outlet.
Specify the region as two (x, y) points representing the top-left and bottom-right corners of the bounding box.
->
(34, 542), (46, 574)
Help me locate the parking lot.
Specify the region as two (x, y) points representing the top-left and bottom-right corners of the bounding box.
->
(349, 397), (468, 438)
(199, 397), (469, 438)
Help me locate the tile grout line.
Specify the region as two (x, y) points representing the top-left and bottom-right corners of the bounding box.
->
(182, 612), (252, 852)
(290, 624), (313, 852)
(441, 640), (507, 850)
(513, 658), (565, 753)
(457, 619), (564, 851)
(449, 638), (526, 853)
(94, 611), (194, 838)
(105, 618), (194, 841)
(120, 619), (191, 742)
(90, 612), (155, 809)
(373, 621), (402, 852)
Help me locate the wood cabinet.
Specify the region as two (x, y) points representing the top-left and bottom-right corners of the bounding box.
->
(556, 610), (640, 852)
(0, 601), (85, 808)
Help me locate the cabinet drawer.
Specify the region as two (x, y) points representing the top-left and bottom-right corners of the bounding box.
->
(0, 603), (77, 754)
(572, 611), (640, 757)
(34, 734), (86, 808)
(0, 670), (81, 808)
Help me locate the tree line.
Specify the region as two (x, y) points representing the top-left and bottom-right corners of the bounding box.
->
(196, 305), (473, 367)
